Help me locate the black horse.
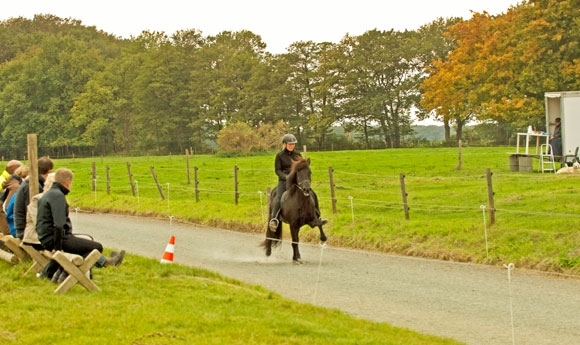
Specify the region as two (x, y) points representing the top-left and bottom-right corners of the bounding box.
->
(262, 157), (327, 263)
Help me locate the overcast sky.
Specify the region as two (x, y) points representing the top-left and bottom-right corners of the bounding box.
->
(3, 0), (522, 54)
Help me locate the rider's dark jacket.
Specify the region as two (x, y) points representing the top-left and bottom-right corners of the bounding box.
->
(275, 148), (301, 182)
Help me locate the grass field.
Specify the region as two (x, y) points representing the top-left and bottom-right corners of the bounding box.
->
(0, 253), (463, 345)
(53, 146), (580, 274)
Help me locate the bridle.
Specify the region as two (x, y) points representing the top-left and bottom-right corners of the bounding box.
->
(294, 168), (311, 197)
(294, 182), (311, 196)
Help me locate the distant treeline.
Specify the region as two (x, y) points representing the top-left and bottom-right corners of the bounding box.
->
(0, 1), (578, 158)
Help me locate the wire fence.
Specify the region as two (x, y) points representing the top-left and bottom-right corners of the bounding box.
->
(71, 157), (580, 236)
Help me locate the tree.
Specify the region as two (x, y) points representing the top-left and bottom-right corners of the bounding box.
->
(187, 30), (269, 148)
(71, 48), (142, 155)
(284, 41), (343, 150)
(479, 0), (580, 131)
(339, 30), (421, 148)
(215, 121), (289, 154)
(0, 34), (113, 155)
(420, 13), (501, 142)
(421, 1), (580, 144)
(415, 17), (462, 141)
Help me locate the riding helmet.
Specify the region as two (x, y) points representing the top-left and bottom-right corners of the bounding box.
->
(282, 134), (297, 144)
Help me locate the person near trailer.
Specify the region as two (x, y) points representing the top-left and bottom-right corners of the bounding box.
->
(550, 117), (562, 158)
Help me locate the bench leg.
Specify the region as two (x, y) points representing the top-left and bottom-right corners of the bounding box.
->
(2, 236), (27, 261)
(52, 250), (101, 294)
(20, 244), (50, 275)
(0, 248), (18, 264)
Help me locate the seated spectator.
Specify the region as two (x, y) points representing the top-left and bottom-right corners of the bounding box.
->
(0, 160), (22, 235)
(23, 173), (55, 248)
(0, 160), (22, 192)
(3, 165), (30, 236)
(14, 156), (53, 240)
(36, 168), (125, 282)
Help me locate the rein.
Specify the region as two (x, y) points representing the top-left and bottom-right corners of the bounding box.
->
(294, 182), (310, 196)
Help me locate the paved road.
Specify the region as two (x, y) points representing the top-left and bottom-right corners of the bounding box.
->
(75, 212), (580, 345)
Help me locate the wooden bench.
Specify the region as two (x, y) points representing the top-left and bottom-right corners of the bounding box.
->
(42, 249), (101, 294)
(0, 246), (18, 264)
(0, 235), (28, 264)
(19, 242), (50, 275)
(3, 234), (102, 293)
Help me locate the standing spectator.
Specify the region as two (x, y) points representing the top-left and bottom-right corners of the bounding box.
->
(13, 156), (53, 240)
(550, 117), (562, 158)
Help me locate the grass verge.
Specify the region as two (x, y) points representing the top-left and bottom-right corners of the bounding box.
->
(0, 253), (462, 345)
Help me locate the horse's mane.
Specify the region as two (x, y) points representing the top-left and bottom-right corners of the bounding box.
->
(291, 157), (309, 171)
(286, 157), (310, 190)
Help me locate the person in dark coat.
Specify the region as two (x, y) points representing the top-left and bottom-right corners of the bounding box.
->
(550, 117), (562, 157)
(36, 168), (125, 281)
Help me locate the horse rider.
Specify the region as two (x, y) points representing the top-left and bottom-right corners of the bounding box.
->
(268, 133), (327, 231)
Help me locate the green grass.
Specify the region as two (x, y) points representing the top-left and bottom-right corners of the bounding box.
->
(55, 147), (580, 274)
(0, 254), (462, 345)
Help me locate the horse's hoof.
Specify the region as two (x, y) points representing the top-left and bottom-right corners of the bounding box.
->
(320, 235), (327, 242)
(265, 248), (271, 256)
(293, 259), (303, 265)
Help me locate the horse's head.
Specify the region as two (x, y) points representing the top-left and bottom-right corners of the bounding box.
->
(289, 157), (312, 196)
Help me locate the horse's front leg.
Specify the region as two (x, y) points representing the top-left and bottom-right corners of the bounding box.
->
(318, 225), (327, 243)
(290, 225), (302, 264)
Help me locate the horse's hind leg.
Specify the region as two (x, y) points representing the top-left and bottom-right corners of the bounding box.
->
(264, 237), (272, 256)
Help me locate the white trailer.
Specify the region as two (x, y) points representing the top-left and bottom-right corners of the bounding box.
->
(545, 91), (580, 156)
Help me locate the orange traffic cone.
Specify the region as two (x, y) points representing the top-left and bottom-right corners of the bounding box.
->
(160, 235), (175, 264)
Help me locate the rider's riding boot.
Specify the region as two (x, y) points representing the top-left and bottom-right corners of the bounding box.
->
(268, 218), (279, 232)
(268, 206), (280, 232)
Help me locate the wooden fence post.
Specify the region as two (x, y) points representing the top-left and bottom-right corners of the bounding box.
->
(194, 166), (199, 202)
(27, 134), (39, 201)
(328, 167), (337, 214)
(486, 168), (496, 225)
(150, 166), (165, 200)
(234, 165), (239, 205)
(185, 149), (191, 184)
(399, 173), (410, 220)
(91, 162), (97, 192)
(106, 165), (111, 194)
(127, 162), (136, 196)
